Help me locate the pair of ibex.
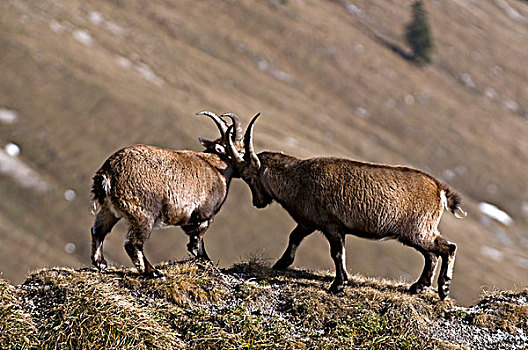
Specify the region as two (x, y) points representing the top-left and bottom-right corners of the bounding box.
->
(91, 111), (466, 300)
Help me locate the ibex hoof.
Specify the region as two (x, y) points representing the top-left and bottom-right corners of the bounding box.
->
(438, 280), (451, 300)
(272, 259), (292, 271)
(329, 283), (344, 295)
(144, 269), (166, 280)
(409, 282), (425, 295)
(92, 260), (108, 271)
(187, 242), (199, 257)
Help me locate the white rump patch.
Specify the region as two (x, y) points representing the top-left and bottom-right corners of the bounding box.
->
(102, 174), (111, 193)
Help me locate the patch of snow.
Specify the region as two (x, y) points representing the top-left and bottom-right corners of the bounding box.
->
(386, 98), (396, 108)
(135, 62), (164, 87)
(484, 87), (497, 99)
(442, 169), (456, 181)
(480, 246), (504, 262)
(257, 58), (270, 71)
(480, 215), (493, 228)
(344, 2), (362, 16)
(487, 183), (499, 195)
(284, 137), (298, 147)
(115, 55), (164, 86)
(64, 189), (77, 201)
(64, 242), (76, 254)
(503, 99), (519, 113)
(88, 10), (124, 36)
(479, 202), (513, 226)
(460, 73), (476, 89)
(256, 58), (293, 83)
(491, 65), (503, 76)
(5, 143), (20, 157)
(115, 55), (132, 68)
(49, 20), (66, 34)
(0, 149), (49, 192)
(354, 43), (364, 54)
(521, 236), (528, 248)
(73, 29), (94, 47)
(0, 108), (18, 124)
(522, 201), (528, 218)
(104, 21), (124, 36)
(418, 92), (432, 104)
(355, 107), (370, 118)
(513, 256), (528, 269)
(493, 228), (513, 246)
(496, 0), (528, 23)
(271, 69), (293, 82)
(88, 11), (104, 26)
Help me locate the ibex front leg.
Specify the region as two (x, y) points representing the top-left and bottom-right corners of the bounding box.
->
(273, 225), (314, 270)
(183, 220), (211, 261)
(324, 230), (348, 294)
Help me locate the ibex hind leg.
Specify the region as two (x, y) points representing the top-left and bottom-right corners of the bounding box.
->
(409, 251), (439, 295)
(91, 206), (120, 270)
(124, 222), (165, 279)
(435, 236), (457, 300)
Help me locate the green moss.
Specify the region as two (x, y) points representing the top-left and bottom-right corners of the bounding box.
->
(1, 262), (525, 349)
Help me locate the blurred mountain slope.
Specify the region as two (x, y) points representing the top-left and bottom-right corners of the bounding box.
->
(0, 0), (527, 305)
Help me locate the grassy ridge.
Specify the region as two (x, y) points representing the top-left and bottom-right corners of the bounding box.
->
(1, 260), (526, 349)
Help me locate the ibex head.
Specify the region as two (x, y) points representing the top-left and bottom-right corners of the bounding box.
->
(196, 111), (244, 156)
(224, 113), (273, 208)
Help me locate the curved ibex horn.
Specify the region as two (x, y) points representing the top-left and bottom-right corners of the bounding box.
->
(244, 113), (261, 169)
(224, 125), (245, 165)
(195, 111), (228, 136)
(220, 113), (243, 142)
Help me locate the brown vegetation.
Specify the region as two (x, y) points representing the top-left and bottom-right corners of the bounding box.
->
(0, 0), (527, 306)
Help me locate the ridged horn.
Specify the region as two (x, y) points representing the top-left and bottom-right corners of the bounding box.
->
(224, 125), (245, 165)
(195, 110), (228, 136)
(244, 113), (261, 169)
(220, 113), (243, 142)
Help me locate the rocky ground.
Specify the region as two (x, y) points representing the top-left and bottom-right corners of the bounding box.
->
(1, 259), (526, 349)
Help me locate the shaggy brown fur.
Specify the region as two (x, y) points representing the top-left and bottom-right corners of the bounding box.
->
(225, 114), (466, 300)
(90, 111), (240, 279)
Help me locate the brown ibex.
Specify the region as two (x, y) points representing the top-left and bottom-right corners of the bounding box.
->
(224, 114), (466, 300)
(90, 111), (245, 279)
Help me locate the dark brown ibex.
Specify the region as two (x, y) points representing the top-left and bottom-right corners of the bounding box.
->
(224, 114), (466, 299)
(90, 111), (245, 279)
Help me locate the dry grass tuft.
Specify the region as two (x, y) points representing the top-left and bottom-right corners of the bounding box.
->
(0, 278), (38, 349)
(1, 260), (525, 349)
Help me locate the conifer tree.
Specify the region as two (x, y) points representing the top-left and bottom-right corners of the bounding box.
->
(405, 0), (433, 64)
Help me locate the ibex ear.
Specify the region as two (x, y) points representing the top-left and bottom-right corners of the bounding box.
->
(198, 136), (215, 148)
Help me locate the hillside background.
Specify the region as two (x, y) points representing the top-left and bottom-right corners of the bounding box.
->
(0, 0), (527, 305)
